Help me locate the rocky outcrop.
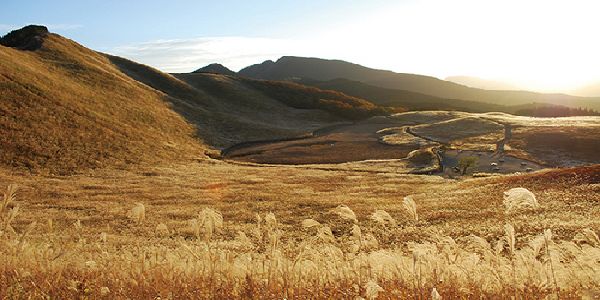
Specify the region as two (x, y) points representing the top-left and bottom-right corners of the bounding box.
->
(0, 25), (49, 50)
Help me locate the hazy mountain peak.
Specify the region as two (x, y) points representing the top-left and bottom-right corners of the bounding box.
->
(445, 75), (521, 91)
(237, 56), (600, 110)
(193, 63), (236, 76)
(571, 82), (600, 97)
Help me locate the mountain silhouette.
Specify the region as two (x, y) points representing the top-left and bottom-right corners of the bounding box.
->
(194, 63), (237, 76)
(239, 56), (600, 110)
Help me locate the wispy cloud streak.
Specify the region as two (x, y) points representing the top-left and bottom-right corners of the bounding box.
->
(109, 37), (309, 73)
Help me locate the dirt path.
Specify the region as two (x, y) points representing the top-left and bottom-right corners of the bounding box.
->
(223, 121), (420, 164)
(223, 117), (547, 178)
(402, 123), (543, 176)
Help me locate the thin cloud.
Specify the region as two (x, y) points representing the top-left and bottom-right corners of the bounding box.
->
(109, 37), (309, 73)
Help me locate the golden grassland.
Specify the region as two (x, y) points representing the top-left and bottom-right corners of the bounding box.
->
(2, 29), (600, 299)
(1, 161), (599, 299)
(0, 34), (204, 174)
(1, 31), (388, 175)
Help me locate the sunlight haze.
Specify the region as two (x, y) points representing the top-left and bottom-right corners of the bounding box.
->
(2, 0), (600, 93)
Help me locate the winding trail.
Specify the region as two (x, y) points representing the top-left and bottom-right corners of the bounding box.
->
(220, 116), (544, 177)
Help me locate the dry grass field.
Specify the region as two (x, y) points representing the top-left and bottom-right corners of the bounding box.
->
(2, 27), (600, 299)
(1, 161), (599, 299)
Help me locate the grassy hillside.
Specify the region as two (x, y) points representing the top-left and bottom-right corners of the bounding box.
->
(1, 27), (385, 174)
(106, 58), (387, 145)
(238, 78), (397, 120)
(0, 28), (204, 174)
(300, 78), (506, 112)
(239, 56), (600, 110)
(300, 78), (600, 117)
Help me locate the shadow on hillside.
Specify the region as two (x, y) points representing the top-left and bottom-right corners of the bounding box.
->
(105, 54), (225, 146)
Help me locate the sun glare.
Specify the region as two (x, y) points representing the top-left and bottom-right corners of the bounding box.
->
(312, 0), (600, 92)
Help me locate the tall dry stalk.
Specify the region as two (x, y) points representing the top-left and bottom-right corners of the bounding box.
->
(543, 229), (559, 298)
(1, 185), (19, 236)
(1, 184), (17, 214)
(198, 208), (223, 241)
(403, 196), (418, 222)
(504, 223), (517, 297)
(573, 228), (600, 246)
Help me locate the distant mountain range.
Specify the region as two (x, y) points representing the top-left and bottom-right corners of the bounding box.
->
(444, 76), (521, 91)
(445, 76), (600, 98)
(572, 82), (600, 97)
(197, 57), (600, 111)
(229, 56), (600, 110)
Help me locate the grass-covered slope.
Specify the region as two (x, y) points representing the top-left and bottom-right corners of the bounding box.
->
(106, 56), (389, 145)
(1, 26), (388, 174)
(0, 29), (205, 174)
(300, 78), (506, 112)
(237, 78), (397, 120)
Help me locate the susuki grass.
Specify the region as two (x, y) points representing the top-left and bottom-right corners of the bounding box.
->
(0, 181), (598, 299)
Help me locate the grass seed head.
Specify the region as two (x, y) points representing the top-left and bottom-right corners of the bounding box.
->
(128, 203), (146, 223)
(1, 184), (18, 213)
(301, 218), (321, 228)
(332, 205), (357, 223)
(573, 228), (600, 247)
(503, 187), (539, 214)
(198, 208), (223, 241)
(100, 232), (107, 243)
(155, 223), (169, 236)
(403, 196), (418, 222)
(504, 223), (516, 256)
(365, 279), (384, 300)
(370, 209), (396, 227)
(264, 212), (277, 230)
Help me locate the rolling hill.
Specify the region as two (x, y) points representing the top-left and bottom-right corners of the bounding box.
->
(0, 25), (205, 174)
(299, 78), (600, 117)
(298, 78), (506, 112)
(239, 56), (600, 110)
(0, 25), (383, 174)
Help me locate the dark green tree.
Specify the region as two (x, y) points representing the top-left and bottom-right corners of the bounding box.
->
(458, 156), (478, 175)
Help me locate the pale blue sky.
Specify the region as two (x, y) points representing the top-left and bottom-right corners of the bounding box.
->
(2, 0), (600, 93)
(0, 0), (390, 49)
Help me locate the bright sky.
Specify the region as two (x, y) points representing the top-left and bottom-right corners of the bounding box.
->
(2, 0), (600, 94)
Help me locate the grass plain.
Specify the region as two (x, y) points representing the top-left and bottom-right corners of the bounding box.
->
(1, 27), (600, 299)
(1, 161), (599, 299)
